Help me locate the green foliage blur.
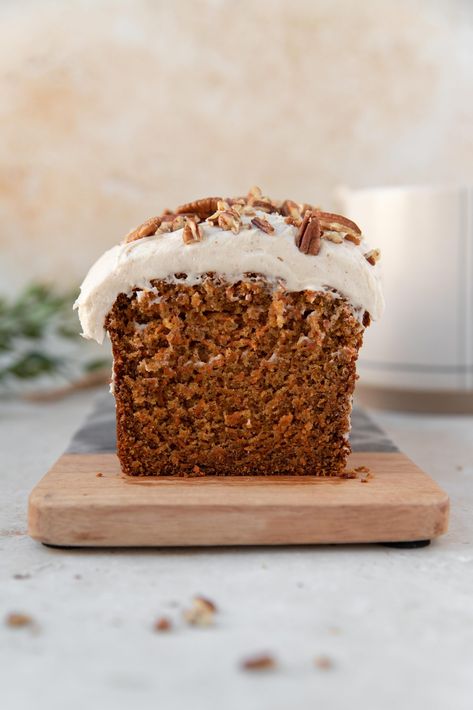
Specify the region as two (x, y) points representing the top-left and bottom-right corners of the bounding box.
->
(0, 284), (110, 385)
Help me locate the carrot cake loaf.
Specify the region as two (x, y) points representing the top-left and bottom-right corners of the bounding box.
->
(75, 188), (384, 476)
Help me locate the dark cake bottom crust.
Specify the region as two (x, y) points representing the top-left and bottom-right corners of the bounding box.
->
(105, 274), (365, 476)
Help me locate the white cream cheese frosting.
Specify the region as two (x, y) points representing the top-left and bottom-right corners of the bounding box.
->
(75, 210), (384, 343)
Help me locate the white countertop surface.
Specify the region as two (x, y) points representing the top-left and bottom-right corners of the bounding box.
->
(1, 391), (473, 710)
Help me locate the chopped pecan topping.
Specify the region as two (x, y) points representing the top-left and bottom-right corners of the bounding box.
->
(228, 196), (246, 207)
(156, 221), (173, 235)
(246, 186), (276, 213)
(206, 202), (223, 222)
(207, 200), (242, 233)
(252, 199), (276, 213)
(176, 197), (222, 219)
(251, 216), (275, 234)
(229, 201), (245, 216)
(182, 218), (202, 244)
(218, 210), (241, 233)
(302, 202), (317, 214)
(344, 233), (362, 245)
(322, 231), (344, 244)
(247, 185), (262, 201)
(285, 215), (302, 228)
(364, 248), (381, 265)
(170, 214), (189, 231)
(122, 189), (375, 258)
(125, 216), (162, 243)
(207, 200), (229, 222)
(281, 199), (302, 219)
(295, 211), (321, 255)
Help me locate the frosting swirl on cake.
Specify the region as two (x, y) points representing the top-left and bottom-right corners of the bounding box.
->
(76, 209), (384, 343)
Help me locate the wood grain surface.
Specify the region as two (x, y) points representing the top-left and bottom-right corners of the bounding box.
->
(28, 452), (449, 547)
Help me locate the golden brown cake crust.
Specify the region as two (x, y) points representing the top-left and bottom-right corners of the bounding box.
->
(105, 274), (364, 476)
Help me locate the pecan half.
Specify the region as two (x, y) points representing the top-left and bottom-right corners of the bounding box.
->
(176, 197), (222, 219)
(295, 211), (321, 255)
(125, 216), (162, 243)
(251, 216), (275, 234)
(182, 218), (202, 244)
(317, 211), (362, 243)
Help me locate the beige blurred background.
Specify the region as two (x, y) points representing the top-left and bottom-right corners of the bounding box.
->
(1, 0), (473, 292)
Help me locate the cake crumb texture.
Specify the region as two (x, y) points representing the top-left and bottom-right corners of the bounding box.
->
(105, 274), (364, 476)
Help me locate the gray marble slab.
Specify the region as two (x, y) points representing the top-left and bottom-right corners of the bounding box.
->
(66, 391), (398, 455)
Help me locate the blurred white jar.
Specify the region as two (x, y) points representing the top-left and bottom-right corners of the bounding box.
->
(337, 185), (473, 413)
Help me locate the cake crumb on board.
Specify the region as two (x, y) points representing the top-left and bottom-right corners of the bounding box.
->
(340, 465), (373, 482)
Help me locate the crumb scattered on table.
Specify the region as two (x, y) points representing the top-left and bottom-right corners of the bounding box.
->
(241, 653), (276, 671)
(154, 616), (172, 632)
(5, 612), (35, 628)
(314, 655), (334, 670)
(328, 626), (341, 635)
(183, 596), (217, 626)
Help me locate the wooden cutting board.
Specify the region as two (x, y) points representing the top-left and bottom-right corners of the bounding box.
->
(27, 395), (449, 547)
(28, 452), (448, 547)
